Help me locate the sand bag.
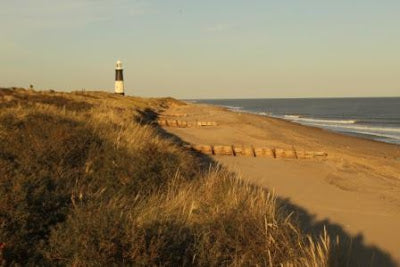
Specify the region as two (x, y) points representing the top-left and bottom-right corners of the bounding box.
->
(313, 151), (328, 158)
(295, 150), (314, 159)
(213, 145), (234, 156)
(167, 113), (187, 117)
(177, 120), (188, 127)
(192, 144), (213, 155)
(254, 147), (275, 158)
(233, 145), (255, 156)
(182, 144), (192, 149)
(157, 119), (167, 126)
(166, 120), (178, 127)
(275, 148), (297, 159)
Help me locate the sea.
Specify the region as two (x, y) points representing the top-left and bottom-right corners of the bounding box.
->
(193, 98), (400, 145)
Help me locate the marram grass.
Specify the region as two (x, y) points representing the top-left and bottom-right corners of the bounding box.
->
(0, 88), (331, 266)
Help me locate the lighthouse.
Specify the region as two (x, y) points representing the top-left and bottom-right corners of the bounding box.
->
(115, 60), (125, 95)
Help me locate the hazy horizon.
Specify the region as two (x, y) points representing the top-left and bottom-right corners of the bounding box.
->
(1, 0), (399, 98)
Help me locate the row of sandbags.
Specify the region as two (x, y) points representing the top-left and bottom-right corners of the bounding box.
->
(158, 119), (218, 127)
(160, 113), (188, 117)
(190, 144), (327, 159)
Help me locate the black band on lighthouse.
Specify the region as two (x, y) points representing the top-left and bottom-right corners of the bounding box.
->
(115, 69), (124, 81)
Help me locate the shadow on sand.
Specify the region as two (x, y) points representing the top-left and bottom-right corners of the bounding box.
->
(279, 198), (396, 267)
(140, 108), (398, 267)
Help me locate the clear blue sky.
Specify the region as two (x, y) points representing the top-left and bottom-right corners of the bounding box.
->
(1, 0), (399, 98)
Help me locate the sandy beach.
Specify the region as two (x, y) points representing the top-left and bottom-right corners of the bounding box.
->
(162, 102), (400, 265)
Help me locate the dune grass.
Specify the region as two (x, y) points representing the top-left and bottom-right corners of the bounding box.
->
(0, 88), (331, 266)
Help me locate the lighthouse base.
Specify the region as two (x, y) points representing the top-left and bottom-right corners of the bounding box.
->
(115, 92), (125, 96)
(114, 81), (125, 95)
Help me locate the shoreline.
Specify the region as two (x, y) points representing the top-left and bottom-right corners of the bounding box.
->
(199, 102), (400, 150)
(163, 101), (400, 264)
(237, 107), (400, 147)
(192, 100), (400, 146)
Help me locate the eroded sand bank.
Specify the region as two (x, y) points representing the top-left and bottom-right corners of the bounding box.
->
(161, 102), (400, 265)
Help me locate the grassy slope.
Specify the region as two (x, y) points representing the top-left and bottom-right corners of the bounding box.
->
(0, 88), (330, 266)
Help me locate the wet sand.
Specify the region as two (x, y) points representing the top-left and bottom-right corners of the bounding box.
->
(162, 102), (400, 265)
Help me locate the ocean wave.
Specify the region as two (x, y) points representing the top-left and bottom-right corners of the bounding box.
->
(347, 130), (400, 141)
(357, 118), (400, 126)
(283, 115), (301, 119)
(197, 99), (400, 144)
(257, 112), (272, 116)
(223, 105), (243, 111)
(280, 114), (400, 143)
(329, 124), (400, 134)
(284, 115), (357, 125)
(302, 122), (400, 134)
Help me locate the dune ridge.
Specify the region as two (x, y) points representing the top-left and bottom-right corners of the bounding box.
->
(0, 88), (333, 266)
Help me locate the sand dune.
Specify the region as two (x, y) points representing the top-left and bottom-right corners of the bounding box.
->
(162, 102), (400, 265)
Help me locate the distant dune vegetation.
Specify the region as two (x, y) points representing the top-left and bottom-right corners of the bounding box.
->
(0, 88), (331, 266)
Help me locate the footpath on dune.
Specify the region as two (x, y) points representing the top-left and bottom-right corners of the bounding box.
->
(161, 101), (400, 266)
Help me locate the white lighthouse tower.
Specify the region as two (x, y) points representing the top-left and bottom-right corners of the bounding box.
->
(114, 60), (125, 95)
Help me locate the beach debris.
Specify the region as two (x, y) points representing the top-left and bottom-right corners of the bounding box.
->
(190, 144), (328, 160)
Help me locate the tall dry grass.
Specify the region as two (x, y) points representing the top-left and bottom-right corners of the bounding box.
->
(0, 88), (331, 266)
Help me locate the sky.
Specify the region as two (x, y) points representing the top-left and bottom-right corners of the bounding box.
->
(1, 0), (399, 98)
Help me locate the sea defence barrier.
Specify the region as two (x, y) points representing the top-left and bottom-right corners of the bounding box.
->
(160, 113), (188, 117)
(157, 119), (218, 128)
(190, 144), (327, 160)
